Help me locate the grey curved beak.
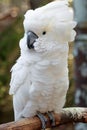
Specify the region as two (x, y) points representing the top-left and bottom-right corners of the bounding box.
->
(27, 31), (38, 49)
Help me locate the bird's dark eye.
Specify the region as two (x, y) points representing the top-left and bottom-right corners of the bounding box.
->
(42, 31), (46, 35)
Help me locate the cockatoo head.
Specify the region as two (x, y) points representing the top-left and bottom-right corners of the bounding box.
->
(20, 0), (76, 53)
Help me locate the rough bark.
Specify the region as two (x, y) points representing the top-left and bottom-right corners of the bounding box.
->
(0, 107), (87, 130)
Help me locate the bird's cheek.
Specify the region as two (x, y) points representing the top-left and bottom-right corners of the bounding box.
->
(34, 40), (46, 52)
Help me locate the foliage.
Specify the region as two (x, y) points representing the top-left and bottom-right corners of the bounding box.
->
(0, 16), (24, 123)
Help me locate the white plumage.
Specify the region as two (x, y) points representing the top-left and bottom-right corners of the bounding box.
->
(9, 0), (76, 121)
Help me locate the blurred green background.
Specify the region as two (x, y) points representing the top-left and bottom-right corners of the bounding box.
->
(0, 0), (74, 124)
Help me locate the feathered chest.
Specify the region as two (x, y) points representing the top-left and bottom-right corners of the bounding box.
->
(29, 58), (68, 84)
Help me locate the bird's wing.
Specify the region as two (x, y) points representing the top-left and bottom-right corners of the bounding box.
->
(9, 62), (29, 95)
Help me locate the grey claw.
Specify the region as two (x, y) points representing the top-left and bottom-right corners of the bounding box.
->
(47, 111), (55, 127)
(37, 111), (47, 130)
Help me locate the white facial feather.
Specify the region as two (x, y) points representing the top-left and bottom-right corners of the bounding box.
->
(23, 0), (76, 53)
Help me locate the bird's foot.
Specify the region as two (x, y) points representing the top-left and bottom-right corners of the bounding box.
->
(37, 111), (47, 130)
(47, 111), (55, 127)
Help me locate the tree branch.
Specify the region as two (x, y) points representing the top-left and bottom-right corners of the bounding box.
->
(0, 107), (87, 130)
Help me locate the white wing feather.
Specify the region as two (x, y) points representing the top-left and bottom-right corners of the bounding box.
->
(9, 59), (29, 95)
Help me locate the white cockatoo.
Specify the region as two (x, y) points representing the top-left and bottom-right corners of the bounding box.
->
(9, 0), (76, 128)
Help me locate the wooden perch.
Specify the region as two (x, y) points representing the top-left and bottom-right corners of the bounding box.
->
(0, 107), (87, 130)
